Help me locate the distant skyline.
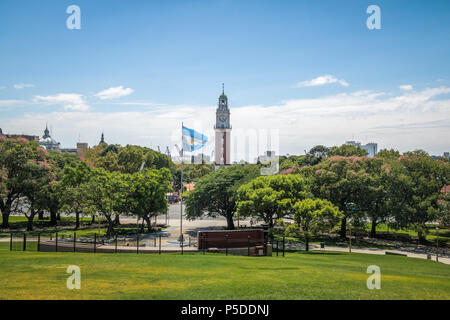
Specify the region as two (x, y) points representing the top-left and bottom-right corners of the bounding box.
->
(1, 0), (449, 159)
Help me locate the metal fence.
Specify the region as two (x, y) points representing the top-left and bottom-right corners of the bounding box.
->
(8, 231), (288, 257)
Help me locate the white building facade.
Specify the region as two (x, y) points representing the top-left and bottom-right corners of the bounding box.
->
(345, 140), (378, 157)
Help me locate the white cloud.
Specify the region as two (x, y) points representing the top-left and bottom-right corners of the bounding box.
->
(399, 84), (413, 91)
(94, 86), (134, 100)
(14, 83), (35, 89)
(295, 75), (349, 87)
(112, 101), (167, 107)
(3, 85), (450, 158)
(0, 99), (27, 108)
(34, 93), (90, 111)
(0, 86), (6, 90)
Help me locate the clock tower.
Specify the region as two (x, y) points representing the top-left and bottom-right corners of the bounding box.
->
(214, 84), (231, 168)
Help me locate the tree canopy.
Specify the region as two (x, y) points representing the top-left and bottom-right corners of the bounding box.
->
(237, 174), (310, 230)
(185, 165), (260, 229)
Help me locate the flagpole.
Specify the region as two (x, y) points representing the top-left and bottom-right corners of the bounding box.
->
(180, 122), (183, 248)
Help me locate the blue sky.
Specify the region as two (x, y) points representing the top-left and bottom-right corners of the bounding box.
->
(1, 0), (449, 160)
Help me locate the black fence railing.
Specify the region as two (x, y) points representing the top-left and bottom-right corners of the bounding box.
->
(8, 232), (288, 257)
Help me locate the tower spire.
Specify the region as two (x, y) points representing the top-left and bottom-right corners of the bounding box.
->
(222, 83), (224, 94)
(43, 122), (50, 138)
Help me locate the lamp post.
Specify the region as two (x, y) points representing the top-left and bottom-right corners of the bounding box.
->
(436, 226), (439, 262)
(349, 222), (352, 254)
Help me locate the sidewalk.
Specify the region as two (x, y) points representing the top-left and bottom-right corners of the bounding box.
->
(309, 244), (450, 265)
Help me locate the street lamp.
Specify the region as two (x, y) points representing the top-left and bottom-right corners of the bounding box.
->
(349, 222), (352, 253)
(436, 226), (440, 262)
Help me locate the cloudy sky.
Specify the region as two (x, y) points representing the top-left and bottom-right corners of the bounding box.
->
(1, 0), (449, 162)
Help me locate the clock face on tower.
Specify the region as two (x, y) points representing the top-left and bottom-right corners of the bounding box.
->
(219, 115), (227, 122)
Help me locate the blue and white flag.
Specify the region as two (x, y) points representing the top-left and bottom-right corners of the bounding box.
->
(182, 125), (208, 152)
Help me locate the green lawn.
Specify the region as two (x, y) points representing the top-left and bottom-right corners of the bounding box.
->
(0, 243), (448, 300)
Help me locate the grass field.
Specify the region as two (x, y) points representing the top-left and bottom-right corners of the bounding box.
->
(0, 243), (448, 300)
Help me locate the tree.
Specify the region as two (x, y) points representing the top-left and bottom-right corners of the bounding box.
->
(358, 157), (391, 237)
(306, 156), (369, 238)
(85, 169), (118, 237)
(293, 198), (342, 251)
(387, 152), (450, 242)
(329, 144), (368, 157)
(85, 143), (175, 174)
(19, 151), (56, 231)
(279, 159), (295, 172)
(376, 149), (400, 161)
(0, 138), (53, 228)
(435, 185), (449, 228)
(236, 174), (310, 232)
(185, 165), (260, 229)
(129, 168), (172, 232)
(304, 145), (330, 165)
(61, 161), (94, 229)
(117, 145), (145, 174)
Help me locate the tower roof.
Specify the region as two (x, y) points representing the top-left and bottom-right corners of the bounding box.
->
(100, 132), (105, 144)
(43, 123), (50, 138)
(219, 83), (227, 98)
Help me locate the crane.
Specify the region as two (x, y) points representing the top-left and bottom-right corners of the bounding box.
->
(166, 146), (171, 158)
(174, 144), (182, 157)
(157, 146), (161, 153)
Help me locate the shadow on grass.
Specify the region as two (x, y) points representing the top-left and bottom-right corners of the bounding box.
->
(286, 250), (346, 256)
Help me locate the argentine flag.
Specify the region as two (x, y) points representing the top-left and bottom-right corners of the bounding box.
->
(182, 125), (208, 152)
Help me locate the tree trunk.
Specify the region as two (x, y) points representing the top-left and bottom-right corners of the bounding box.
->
(50, 209), (57, 226)
(1, 201), (12, 228)
(339, 216), (347, 238)
(143, 215), (152, 232)
(26, 210), (36, 231)
(1, 212), (10, 229)
(38, 210), (44, 220)
(56, 212), (61, 221)
(225, 214), (235, 230)
(370, 218), (377, 238)
(75, 212), (80, 230)
(114, 215), (120, 226)
(105, 216), (114, 237)
(305, 235), (309, 252)
(417, 229), (426, 244)
(91, 215), (96, 224)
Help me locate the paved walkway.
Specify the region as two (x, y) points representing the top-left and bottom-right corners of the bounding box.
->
(306, 243), (450, 265)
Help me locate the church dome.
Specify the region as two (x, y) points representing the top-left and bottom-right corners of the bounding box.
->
(38, 125), (60, 150)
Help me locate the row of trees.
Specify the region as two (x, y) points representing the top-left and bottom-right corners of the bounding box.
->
(294, 150), (449, 241)
(186, 146), (449, 243)
(84, 143), (175, 173)
(0, 138), (172, 236)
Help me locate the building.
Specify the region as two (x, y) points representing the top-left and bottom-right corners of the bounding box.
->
(257, 150), (278, 163)
(99, 132), (106, 144)
(345, 140), (378, 157)
(257, 150), (280, 175)
(443, 152), (449, 159)
(39, 125), (60, 151)
(60, 148), (77, 155)
(77, 142), (89, 157)
(214, 85), (231, 168)
(191, 153), (211, 164)
(0, 127), (39, 142)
